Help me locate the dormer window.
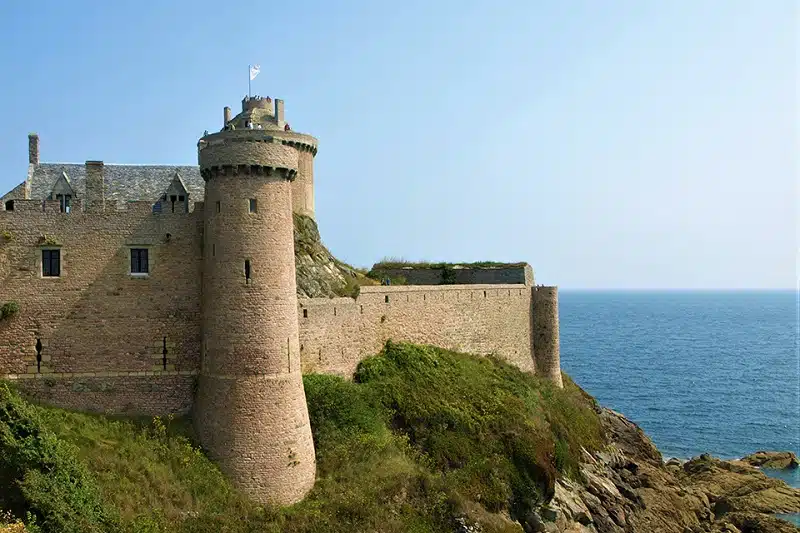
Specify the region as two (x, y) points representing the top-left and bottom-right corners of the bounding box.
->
(4, 200), (13, 211)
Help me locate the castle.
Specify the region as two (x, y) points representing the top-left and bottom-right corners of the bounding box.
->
(0, 96), (561, 506)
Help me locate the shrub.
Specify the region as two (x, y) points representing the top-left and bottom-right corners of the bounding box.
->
(1, 302), (19, 320)
(0, 384), (120, 533)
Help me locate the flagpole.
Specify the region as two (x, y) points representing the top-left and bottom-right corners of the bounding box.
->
(248, 65), (251, 98)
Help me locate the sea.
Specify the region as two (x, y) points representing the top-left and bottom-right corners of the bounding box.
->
(560, 290), (799, 524)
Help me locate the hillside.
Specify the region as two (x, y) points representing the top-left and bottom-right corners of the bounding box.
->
(0, 342), (798, 533)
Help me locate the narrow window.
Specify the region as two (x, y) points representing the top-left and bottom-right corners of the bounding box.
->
(212, 244), (215, 257)
(385, 295), (389, 303)
(484, 291), (487, 298)
(215, 201), (220, 213)
(42, 249), (60, 277)
(249, 198), (257, 213)
(35, 339), (42, 373)
(303, 309), (308, 318)
(4, 200), (13, 211)
(244, 260), (251, 283)
(131, 248), (149, 274)
(56, 194), (71, 213)
(162, 337), (168, 370)
(170, 195), (177, 213)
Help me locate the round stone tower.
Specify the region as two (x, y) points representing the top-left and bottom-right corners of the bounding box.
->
(193, 100), (316, 505)
(223, 95), (318, 219)
(532, 286), (563, 388)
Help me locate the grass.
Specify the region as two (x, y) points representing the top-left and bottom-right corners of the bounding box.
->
(0, 342), (605, 533)
(371, 258), (529, 270)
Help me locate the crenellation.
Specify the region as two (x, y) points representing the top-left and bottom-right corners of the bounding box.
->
(0, 93), (562, 508)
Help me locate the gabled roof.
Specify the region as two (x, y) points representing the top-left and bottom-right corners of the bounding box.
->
(50, 171), (76, 198)
(20, 163), (203, 204)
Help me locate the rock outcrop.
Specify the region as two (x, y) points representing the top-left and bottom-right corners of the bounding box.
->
(293, 214), (377, 298)
(520, 409), (800, 533)
(739, 452), (800, 471)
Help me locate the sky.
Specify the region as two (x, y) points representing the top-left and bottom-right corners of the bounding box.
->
(0, 0), (796, 289)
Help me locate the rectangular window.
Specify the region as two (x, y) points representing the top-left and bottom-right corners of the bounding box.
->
(131, 248), (149, 274)
(249, 199), (257, 213)
(56, 194), (71, 213)
(42, 249), (60, 277)
(215, 201), (220, 213)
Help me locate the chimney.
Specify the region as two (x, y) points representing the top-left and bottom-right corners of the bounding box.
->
(275, 99), (285, 126)
(84, 161), (105, 213)
(28, 133), (39, 165)
(223, 106), (231, 126)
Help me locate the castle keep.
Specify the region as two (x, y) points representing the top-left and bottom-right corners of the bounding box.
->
(0, 96), (561, 505)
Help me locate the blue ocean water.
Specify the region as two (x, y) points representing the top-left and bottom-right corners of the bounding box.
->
(560, 290), (799, 494)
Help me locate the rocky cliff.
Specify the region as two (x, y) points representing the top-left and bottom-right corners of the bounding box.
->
(293, 214), (377, 298)
(527, 408), (800, 533)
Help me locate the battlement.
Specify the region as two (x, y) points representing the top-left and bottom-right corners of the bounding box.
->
(242, 95), (273, 113)
(0, 198), (204, 216)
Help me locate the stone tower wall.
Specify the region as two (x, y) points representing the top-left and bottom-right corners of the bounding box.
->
(291, 146), (315, 218)
(532, 286), (562, 388)
(194, 132), (316, 506)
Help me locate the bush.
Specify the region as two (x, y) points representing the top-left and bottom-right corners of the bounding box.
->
(0, 383), (120, 533)
(1, 302), (19, 320)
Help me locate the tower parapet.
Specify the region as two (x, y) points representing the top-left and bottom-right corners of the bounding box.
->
(194, 102), (316, 505)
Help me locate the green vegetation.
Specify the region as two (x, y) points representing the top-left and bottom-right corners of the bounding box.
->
(0, 343), (604, 533)
(371, 258), (528, 271)
(1, 230), (12, 242)
(0, 302), (19, 321)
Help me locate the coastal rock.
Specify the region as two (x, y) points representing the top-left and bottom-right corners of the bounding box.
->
(680, 455), (800, 516)
(536, 408), (800, 533)
(740, 452), (800, 471)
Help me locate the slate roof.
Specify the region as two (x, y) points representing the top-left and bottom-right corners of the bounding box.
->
(21, 163), (204, 205)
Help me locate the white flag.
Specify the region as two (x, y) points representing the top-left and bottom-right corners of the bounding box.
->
(249, 64), (261, 81)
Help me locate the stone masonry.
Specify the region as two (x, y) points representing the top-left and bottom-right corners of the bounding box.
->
(0, 95), (562, 506)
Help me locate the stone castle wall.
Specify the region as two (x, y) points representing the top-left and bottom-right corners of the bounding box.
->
(298, 285), (537, 377)
(0, 205), (560, 422)
(0, 198), (203, 414)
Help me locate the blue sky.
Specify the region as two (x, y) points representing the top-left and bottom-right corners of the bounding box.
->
(0, 1), (795, 289)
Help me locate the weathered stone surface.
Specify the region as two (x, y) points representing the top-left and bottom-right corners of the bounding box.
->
(740, 452), (800, 471)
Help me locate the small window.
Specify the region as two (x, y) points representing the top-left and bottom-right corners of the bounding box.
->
(131, 248), (149, 274)
(4, 200), (13, 211)
(303, 309), (308, 318)
(385, 295), (389, 303)
(56, 194), (71, 213)
(244, 259), (251, 283)
(178, 195), (185, 202)
(215, 201), (220, 213)
(212, 243), (215, 257)
(249, 199), (257, 213)
(42, 249), (60, 277)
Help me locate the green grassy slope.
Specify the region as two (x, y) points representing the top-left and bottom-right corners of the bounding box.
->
(0, 342), (605, 533)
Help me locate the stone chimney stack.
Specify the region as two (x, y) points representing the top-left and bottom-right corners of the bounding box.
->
(28, 133), (39, 166)
(224, 106), (231, 126)
(275, 99), (285, 127)
(84, 161), (105, 213)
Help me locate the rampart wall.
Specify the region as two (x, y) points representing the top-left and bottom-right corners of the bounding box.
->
(371, 265), (534, 286)
(298, 284), (536, 377)
(0, 201), (559, 415)
(0, 199), (203, 414)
